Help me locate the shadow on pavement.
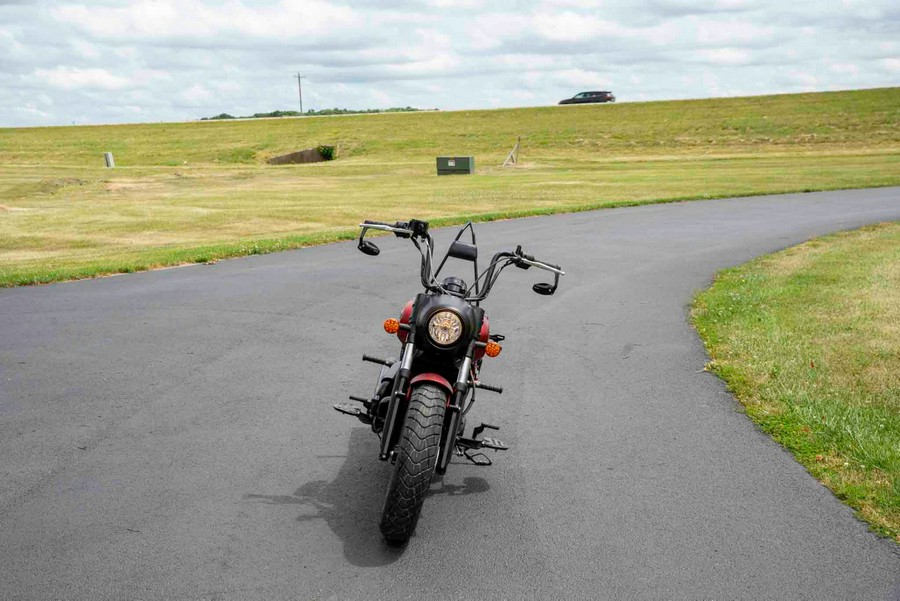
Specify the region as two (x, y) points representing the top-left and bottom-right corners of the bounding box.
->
(245, 427), (396, 566)
(246, 427), (490, 567)
(429, 474), (491, 497)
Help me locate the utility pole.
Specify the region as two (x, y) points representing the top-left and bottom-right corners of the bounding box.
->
(294, 73), (307, 115)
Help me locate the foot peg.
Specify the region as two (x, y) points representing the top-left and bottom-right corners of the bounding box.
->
(480, 437), (508, 451)
(472, 422), (500, 439)
(333, 403), (373, 424)
(456, 423), (510, 458)
(362, 354), (395, 367)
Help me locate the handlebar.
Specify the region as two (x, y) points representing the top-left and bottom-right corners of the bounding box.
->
(361, 221), (412, 238)
(358, 219), (564, 300)
(512, 245), (564, 275)
(516, 255), (565, 276)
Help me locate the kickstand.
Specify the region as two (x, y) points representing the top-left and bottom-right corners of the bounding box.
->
(463, 450), (492, 466)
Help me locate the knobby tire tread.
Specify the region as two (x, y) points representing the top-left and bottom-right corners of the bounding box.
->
(379, 383), (446, 544)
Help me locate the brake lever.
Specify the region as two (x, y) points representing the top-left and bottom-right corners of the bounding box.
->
(393, 221), (411, 238)
(513, 245), (532, 270)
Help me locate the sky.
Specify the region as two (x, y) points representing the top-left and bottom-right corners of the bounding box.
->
(0, 0), (898, 127)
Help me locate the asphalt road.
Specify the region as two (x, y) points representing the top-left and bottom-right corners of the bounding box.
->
(1, 188), (899, 600)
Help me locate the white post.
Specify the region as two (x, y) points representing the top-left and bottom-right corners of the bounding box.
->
(502, 136), (520, 167)
(104, 152), (115, 168)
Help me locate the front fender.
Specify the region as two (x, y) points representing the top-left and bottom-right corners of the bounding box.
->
(409, 373), (453, 399)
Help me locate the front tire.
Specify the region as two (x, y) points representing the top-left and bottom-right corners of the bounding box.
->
(379, 383), (446, 544)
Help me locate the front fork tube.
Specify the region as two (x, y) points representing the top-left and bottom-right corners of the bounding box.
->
(436, 351), (474, 475)
(379, 340), (416, 460)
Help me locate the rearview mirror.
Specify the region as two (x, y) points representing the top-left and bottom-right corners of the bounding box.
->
(532, 283), (555, 295)
(358, 240), (380, 256)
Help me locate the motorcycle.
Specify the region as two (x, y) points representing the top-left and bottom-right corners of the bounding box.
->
(334, 218), (564, 544)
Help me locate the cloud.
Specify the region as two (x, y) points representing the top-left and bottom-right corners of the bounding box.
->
(34, 66), (131, 90)
(649, 0), (761, 16)
(0, 0), (897, 126)
(51, 0), (367, 45)
(695, 48), (752, 66)
(179, 84), (214, 106)
(692, 18), (780, 46)
(830, 62), (859, 75)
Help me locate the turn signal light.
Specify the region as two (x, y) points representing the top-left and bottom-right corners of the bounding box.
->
(383, 318), (400, 334)
(485, 341), (502, 357)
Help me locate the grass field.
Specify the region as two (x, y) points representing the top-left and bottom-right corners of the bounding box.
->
(693, 223), (900, 541)
(1, 87), (899, 286)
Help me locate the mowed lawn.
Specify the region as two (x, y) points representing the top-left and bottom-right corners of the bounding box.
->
(693, 223), (900, 541)
(1, 87), (899, 286)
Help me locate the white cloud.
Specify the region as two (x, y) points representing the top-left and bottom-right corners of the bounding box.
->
(830, 62), (859, 75)
(431, 0), (484, 7)
(0, 29), (27, 58)
(52, 0), (364, 43)
(34, 66), (130, 90)
(792, 70), (818, 88)
(69, 38), (101, 59)
(649, 0), (761, 15)
(541, 0), (604, 7)
(0, 0), (897, 126)
(16, 103), (51, 118)
(696, 47), (751, 66)
(180, 84), (213, 105)
(692, 18), (778, 46)
(530, 12), (629, 42)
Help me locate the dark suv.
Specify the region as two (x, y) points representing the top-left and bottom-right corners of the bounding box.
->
(559, 91), (615, 105)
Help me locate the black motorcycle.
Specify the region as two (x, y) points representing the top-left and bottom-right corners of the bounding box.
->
(334, 218), (564, 544)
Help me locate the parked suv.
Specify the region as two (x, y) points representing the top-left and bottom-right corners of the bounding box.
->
(559, 91), (615, 104)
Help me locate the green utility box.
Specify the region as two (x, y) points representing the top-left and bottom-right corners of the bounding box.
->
(436, 156), (475, 175)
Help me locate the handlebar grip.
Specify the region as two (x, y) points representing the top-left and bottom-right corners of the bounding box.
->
(362, 220), (390, 226)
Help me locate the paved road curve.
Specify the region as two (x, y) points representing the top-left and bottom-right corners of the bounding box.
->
(2, 189), (899, 600)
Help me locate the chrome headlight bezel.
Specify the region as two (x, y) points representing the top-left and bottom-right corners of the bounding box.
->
(426, 309), (464, 347)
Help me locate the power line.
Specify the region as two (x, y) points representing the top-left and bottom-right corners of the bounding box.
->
(294, 73), (307, 114)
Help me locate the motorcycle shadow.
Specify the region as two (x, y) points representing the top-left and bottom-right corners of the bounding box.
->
(245, 427), (489, 567)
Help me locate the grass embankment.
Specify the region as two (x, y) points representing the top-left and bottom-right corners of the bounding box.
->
(1, 87), (899, 286)
(693, 223), (900, 541)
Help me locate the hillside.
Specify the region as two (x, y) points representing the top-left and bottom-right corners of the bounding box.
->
(1, 88), (897, 167)
(0, 88), (898, 286)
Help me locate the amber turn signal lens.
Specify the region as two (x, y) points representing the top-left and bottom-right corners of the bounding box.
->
(485, 341), (502, 357)
(383, 318), (400, 334)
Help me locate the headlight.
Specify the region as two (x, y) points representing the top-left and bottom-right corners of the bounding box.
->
(427, 310), (463, 346)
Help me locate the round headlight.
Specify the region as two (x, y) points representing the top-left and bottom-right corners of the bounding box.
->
(427, 310), (463, 346)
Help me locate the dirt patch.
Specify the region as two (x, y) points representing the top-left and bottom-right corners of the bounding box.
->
(44, 178), (88, 191)
(105, 181), (151, 191)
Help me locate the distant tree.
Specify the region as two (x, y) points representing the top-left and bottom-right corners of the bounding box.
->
(250, 110), (301, 118)
(201, 107), (429, 121)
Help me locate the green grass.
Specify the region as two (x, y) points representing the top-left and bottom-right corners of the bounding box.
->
(693, 223), (900, 541)
(1, 87), (899, 286)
